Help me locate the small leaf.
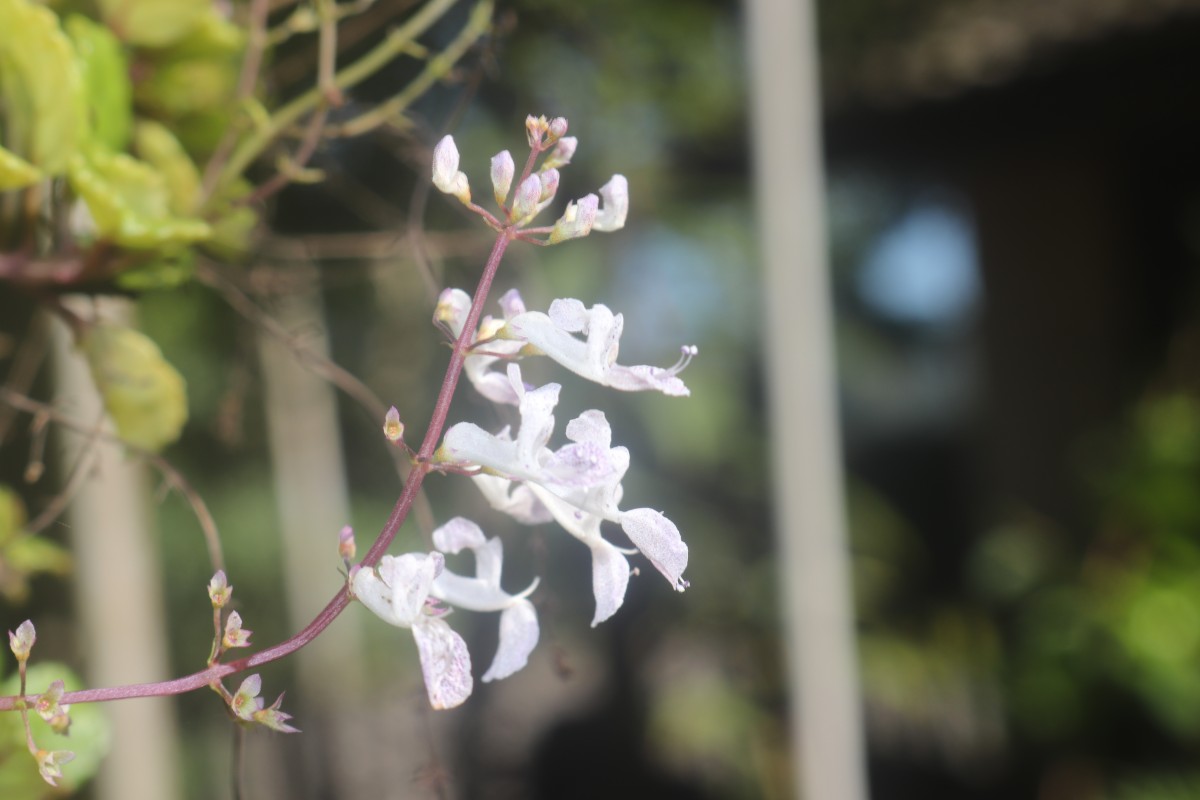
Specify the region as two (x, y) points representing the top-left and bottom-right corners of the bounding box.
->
(97, 0), (208, 47)
(134, 121), (200, 215)
(66, 15), (132, 152)
(83, 325), (188, 452)
(68, 147), (211, 249)
(0, 0), (88, 173)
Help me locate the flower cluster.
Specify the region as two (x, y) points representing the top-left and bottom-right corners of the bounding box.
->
(350, 116), (695, 708)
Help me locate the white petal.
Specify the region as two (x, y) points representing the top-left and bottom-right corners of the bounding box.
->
(443, 422), (519, 472)
(431, 517), (488, 554)
(351, 565), (403, 626)
(379, 552), (443, 624)
(604, 364), (691, 396)
(588, 538), (631, 626)
(542, 441), (618, 488)
(434, 288), (472, 340)
(620, 508), (689, 591)
(547, 298), (588, 332)
(592, 174), (629, 232)
(498, 289), (526, 320)
(431, 569), (515, 612)
(482, 600), (540, 682)
(412, 618), (473, 709)
(472, 474), (553, 524)
(565, 410), (612, 449)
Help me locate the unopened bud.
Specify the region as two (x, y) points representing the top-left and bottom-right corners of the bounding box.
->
(548, 117), (568, 140)
(8, 620), (35, 661)
(208, 571), (232, 609)
(538, 169), (560, 204)
(431, 135), (470, 204)
(511, 174), (542, 222)
(383, 406), (404, 444)
(490, 150), (514, 207)
(338, 525), (356, 562)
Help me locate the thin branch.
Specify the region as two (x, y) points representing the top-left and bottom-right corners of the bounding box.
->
(24, 412), (105, 535)
(0, 387), (225, 573)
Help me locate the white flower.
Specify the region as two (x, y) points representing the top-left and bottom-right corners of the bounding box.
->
(443, 365), (620, 490)
(435, 288), (528, 405)
(431, 135), (471, 204)
(430, 517), (540, 682)
(351, 552), (473, 709)
(506, 299), (697, 396)
(442, 368), (690, 618)
(592, 175), (628, 232)
(548, 194), (598, 244)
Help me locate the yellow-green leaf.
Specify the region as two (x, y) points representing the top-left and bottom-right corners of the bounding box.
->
(68, 147), (212, 249)
(97, 0), (208, 48)
(0, 486), (72, 603)
(66, 14), (133, 152)
(83, 325), (188, 451)
(0, 145), (40, 190)
(134, 121), (200, 215)
(0, 0), (87, 173)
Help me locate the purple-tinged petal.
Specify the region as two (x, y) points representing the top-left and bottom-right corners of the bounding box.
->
(620, 508), (689, 592)
(588, 538), (631, 626)
(412, 618), (473, 709)
(565, 410), (612, 450)
(592, 174), (629, 232)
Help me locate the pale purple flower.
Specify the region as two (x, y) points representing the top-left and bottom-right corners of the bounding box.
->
(507, 299), (697, 396)
(434, 288), (528, 405)
(548, 194), (598, 244)
(351, 552), (473, 709)
(430, 518), (540, 682)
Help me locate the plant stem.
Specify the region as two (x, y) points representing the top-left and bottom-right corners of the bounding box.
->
(0, 227), (514, 712)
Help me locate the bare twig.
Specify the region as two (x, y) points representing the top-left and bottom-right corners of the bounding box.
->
(0, 387), (226, 573)
(24, 412), (104, 534)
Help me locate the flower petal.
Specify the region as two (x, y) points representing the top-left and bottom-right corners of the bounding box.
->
(482, 599), (539, 682)
(587, 536), (631, 626)
(620, 508), (689, 591)
(412, 617), (473, 709)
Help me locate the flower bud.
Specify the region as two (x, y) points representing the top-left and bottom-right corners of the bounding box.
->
(208, 571), (232, 609)
(538, 168), (560, 204)
(490, 150), (514, 207)
(511, 174), (542, 222)
(548, 117), (568, 140)
(548, 194), (599, 244)
(36, 749), (75, 787)
(431, 135), (470, 204)
(541, 136), (577, 171)
(592, 174), (629, 232)
(8, 620), (35, 661)
(383, 406), (405, 444)
(338, 525), (356, 562)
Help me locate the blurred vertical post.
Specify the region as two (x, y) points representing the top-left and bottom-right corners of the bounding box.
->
(745, 0), (869, 798)
(50, 298), (180, 800)
(256, 273), (368, 797)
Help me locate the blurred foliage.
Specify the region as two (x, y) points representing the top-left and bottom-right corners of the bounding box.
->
(0, 487), (72, 604)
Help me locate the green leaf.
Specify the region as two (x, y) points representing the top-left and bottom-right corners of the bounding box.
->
(68, 147), (212, 249)
(66, 15), (133, 152)
(0, 664), (111, 796)
(97, 0), (209, 48)
(134, 121), (200, 215)
(115, 251), (196, 291)
(0, 0), (88, 174)
(83, 325), (188, 452)
(135, 57), (238, 118)
(0, 145), (41, 190)
(0, 486), (72, 602)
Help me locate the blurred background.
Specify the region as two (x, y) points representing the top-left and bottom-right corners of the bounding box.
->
(4, 0), (1200, 798)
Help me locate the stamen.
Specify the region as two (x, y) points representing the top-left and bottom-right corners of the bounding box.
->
(668, 345), (699, 375)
